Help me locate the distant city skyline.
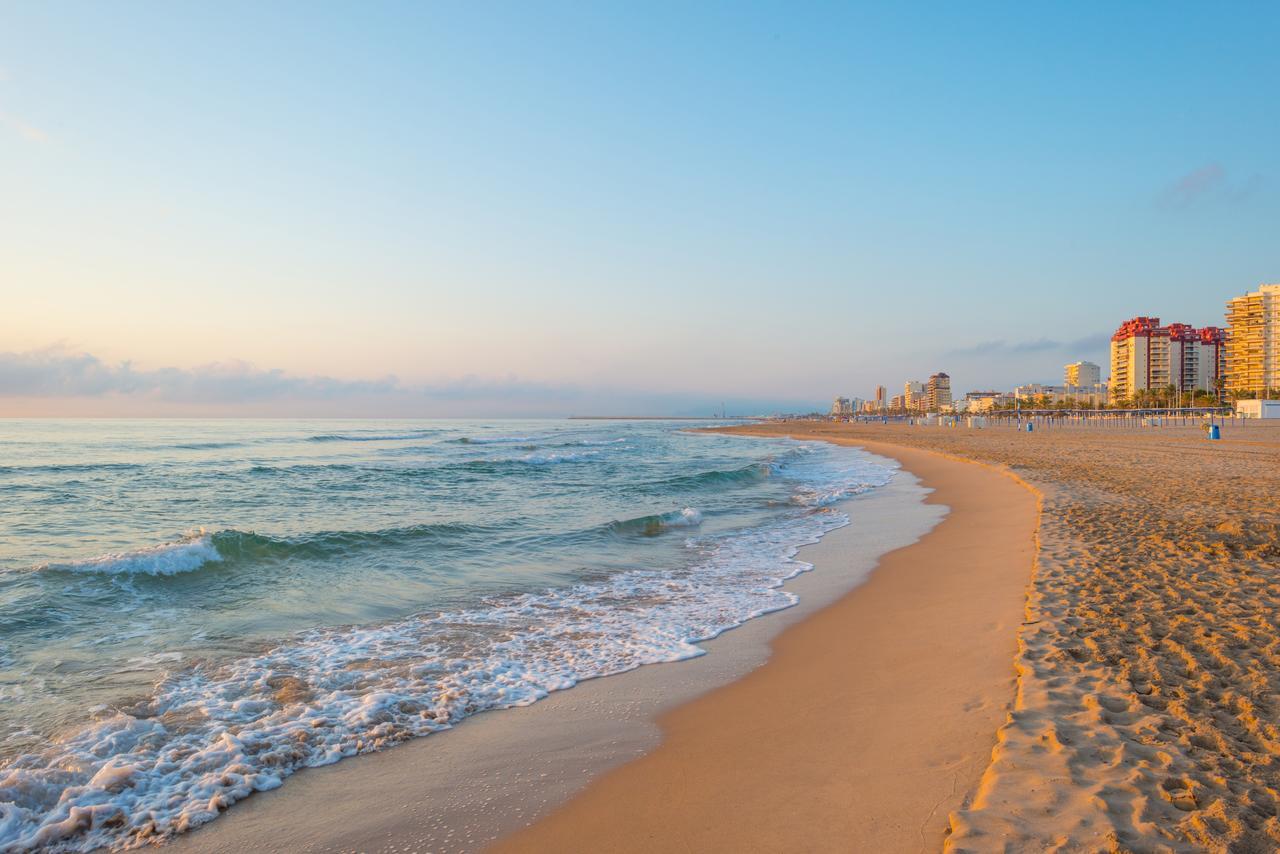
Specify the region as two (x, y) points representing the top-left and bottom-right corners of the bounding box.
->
(2, 3), (1277, 416)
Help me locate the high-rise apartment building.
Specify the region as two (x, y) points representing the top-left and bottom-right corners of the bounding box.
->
(903, 381), (926, 411)
(874, 385), (886, 410)
(926, 372), (952, 411)
(1110, 317), (1226, 402)
(1064, 361), (1101, 388)
(1225, 284), (1280, 395)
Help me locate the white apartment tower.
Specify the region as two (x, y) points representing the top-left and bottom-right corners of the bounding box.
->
(1064, 361), (1101, 388)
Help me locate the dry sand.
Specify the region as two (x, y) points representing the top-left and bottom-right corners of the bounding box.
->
(703, 421), (1280, 854)
(498, 434), (1039, 853)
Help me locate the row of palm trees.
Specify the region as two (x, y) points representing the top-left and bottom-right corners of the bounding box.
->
(988, 386), (1225, 411)
(991, 385), (1278, 411)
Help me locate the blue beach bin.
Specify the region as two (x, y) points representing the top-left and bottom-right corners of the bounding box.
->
(1208, 424), (1221, 440)
(1026, 422), (1034, 433)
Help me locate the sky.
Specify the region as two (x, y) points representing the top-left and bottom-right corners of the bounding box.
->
(2, 1), (1277, 416)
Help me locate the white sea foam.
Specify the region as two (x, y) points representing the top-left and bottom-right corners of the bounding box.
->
(0, 443), (894, 852)
(37, 531), (221, 577)
(458, 435), (537, 445)
(668, 507), (703, 527)
(518, 450), (598, 465)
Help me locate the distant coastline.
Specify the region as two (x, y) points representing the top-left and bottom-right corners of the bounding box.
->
(568, 415), (751, 421)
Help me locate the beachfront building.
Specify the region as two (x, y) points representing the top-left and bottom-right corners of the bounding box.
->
(1015, 384), (1068, 405)
(966, 391), (1012, 413)
(903, 381), (926, 412)
(874, 385), (886, 410)
(1109, 317), (1226, 403)
(1183, 325), (1228, 394)
(1064, 361), (1101, 388)
(1236, 399), (1280, 419)
(830, 397), (853, 417)
(1064, 383), (1110, 408)
(1013, 381), (1108, 408)
(888, 393), (906, 411)
(1225, 284), (1280, 396)
(926, 373), (952, 411)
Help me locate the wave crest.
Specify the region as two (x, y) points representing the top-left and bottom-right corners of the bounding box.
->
(38, 523), (493, 577)
(453, 435), (537, 445)
(608, 507), (703, 537)
(39, 531), (222, 576)
(307, 431), (436, 443)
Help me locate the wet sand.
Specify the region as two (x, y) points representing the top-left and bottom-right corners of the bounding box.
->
(499, 433), (1038, 853)
(172, 448), (951, 853)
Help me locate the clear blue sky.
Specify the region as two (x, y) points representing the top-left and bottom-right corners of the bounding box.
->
(2, 1), (1276, 415)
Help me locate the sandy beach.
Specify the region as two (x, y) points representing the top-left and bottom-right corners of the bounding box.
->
(697, 420), (1280, 853)
(498, 431), (1039, 853)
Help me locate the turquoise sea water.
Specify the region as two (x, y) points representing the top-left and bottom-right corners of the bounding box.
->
(0, 419), (894, 851)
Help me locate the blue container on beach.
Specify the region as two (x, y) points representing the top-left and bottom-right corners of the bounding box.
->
(1026, 422), (1034, 433)
(1209, 424), (1221, 440)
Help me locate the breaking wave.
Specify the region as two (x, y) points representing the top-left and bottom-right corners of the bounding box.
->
(36, 523), (494, 577)
(36, 531), (222, 576)
(607, 507), (703, 537)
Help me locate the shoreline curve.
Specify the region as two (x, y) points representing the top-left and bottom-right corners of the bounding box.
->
(495, 429), (1040, 853)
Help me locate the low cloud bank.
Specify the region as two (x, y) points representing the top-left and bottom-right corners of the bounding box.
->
(0, 348), (398, 403)
(0, 347), (807, 417)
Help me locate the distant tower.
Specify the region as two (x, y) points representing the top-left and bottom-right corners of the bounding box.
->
(903, 380), (926, 411)
(874, 385), (886, 410)
(926, 373), (952, 411)
(1064, 361), (1101, 388)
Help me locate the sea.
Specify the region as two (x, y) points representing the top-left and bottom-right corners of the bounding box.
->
(0, 419), (896, 851)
